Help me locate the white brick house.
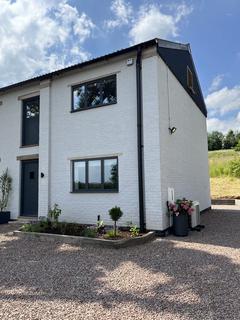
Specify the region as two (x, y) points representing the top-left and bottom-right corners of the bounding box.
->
(0, 39), (211, 233)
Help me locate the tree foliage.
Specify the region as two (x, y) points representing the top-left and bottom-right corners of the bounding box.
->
(208, 130), (240, 151)
(208, 131), (224, 151)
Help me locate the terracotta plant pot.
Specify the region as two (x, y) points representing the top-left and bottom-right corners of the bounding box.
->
(173, 214), (189, 236)
(0, 211), (10, 224)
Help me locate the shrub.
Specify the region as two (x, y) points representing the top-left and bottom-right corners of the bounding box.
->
(96, 220), (105, 234)
(229, 159), (240, 178)
(130, 225), (140, 237)
(0, 169), (12, 212)
(58, 222), (85, 236)
(83, 226), (97, 238)
(108, 206), (123, 237)
(48, 204), (62, 228)
(20, 221), (49, 233)
(104, 229), (120, 239)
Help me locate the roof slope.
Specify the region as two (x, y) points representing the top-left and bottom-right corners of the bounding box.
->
(0, 38), (207, 117)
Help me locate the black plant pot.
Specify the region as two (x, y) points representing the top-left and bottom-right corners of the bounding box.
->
(0, 211), (10, 224)
(173, 214), (189, 236)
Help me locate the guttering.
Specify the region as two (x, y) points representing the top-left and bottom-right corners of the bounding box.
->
(136, 46), (145, 232)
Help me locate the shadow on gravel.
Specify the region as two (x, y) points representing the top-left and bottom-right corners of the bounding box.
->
(0, 208), (239, 319)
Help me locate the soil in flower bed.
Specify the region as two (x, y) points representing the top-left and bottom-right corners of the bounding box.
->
(20, 221), (144, 240)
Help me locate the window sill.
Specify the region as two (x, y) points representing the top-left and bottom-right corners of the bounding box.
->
(20, 144), (39, 148)
(70, 189), (119, 194)
(70, 101), (117, 113)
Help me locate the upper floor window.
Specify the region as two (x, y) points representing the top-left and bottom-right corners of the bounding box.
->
(187, 67), (194, 93)
(22, 96), (40, 147)
(72, 75), (117, 112)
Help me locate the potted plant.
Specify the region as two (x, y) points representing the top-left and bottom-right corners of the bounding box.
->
(168, 198), (194, 236)
(0, 168), (12, 224)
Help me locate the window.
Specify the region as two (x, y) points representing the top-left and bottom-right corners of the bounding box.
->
(22, 96), (40, 146)
(187, 67), (194, 93)
(72, 75), (117, 111)
(72, 157), (118, 192)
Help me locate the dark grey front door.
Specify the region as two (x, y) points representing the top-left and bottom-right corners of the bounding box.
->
(21, 160), (39, 217)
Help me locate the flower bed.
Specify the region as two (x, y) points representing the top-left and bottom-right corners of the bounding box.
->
(19, 221), (146, 240)
(15, 226), (155, 249)
(16, 204), (155, 248)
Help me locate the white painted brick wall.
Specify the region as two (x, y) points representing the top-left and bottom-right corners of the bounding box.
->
(0, 50), (210, 231)
(48, 58), (140, 226)
(157, 56), (211, 230)
(142, 56), (163, 230)
(0, 87), (40, 219)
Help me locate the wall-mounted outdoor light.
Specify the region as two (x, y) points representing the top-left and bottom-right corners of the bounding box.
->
(41, 172), (45, 178)
(169, 127), (177, 135)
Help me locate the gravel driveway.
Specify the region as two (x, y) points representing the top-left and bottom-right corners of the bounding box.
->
(0, 206), (239, 320)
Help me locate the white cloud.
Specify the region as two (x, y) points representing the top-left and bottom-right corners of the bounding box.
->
(0, 0), (95, 87)
(209, 74), (224, 92)
(207, 114), (240, 133)
(205, 85), (240, 116)
(105, 0), (133, 29)
(129, 3), (193, 44)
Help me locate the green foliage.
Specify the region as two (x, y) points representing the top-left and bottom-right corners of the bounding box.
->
(104, 229), (120, 239)
(235, 140), (240, 152)
(83, 227), (97, 238)
(108, 206), (123, 222)
(209, 150), (240, 178)
(208, 130), (240, 151)
(96, 220), (105, 234)
(208, 131), (224, 151)
(57, 222), (86, 236)
(48, 204), (62, 227)
(20, 220), (50, 233)
(129, 225), (140, 237)
(0, 168), (12, 212)
(229, 159), (240, 178)
(108, 206), (123, 237)
(223, 130), (237, 149)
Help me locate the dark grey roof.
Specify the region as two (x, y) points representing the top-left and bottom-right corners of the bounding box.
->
(0, 38), (207, 117)
(0, 39), (159, 94)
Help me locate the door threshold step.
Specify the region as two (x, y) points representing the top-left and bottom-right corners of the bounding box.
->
(17, 216), (38, 223)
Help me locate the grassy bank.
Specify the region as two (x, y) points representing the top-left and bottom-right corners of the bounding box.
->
(209, 150), (240, 199)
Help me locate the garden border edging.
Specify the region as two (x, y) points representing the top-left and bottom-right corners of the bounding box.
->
(13, 230), (155, 248)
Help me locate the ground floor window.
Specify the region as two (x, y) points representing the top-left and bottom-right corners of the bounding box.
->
(72, 157), (118, 192)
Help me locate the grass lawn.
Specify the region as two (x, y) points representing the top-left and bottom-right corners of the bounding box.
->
(209, 149), (240, 199)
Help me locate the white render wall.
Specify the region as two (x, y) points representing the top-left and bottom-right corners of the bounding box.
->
(157, 56), (211, 230)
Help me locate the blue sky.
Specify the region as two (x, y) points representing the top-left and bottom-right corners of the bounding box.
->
(0, 0), (239, 132)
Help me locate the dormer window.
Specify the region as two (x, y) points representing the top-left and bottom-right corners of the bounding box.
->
(187, 66), (194, 93)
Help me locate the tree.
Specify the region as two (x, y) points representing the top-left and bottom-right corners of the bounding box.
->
(208, 131), (224, 151)
(235, 140), (240, 152)
(223, 130), (237, 149)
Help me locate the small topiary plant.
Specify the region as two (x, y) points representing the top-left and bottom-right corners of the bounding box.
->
(108, 206), (123, 237)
